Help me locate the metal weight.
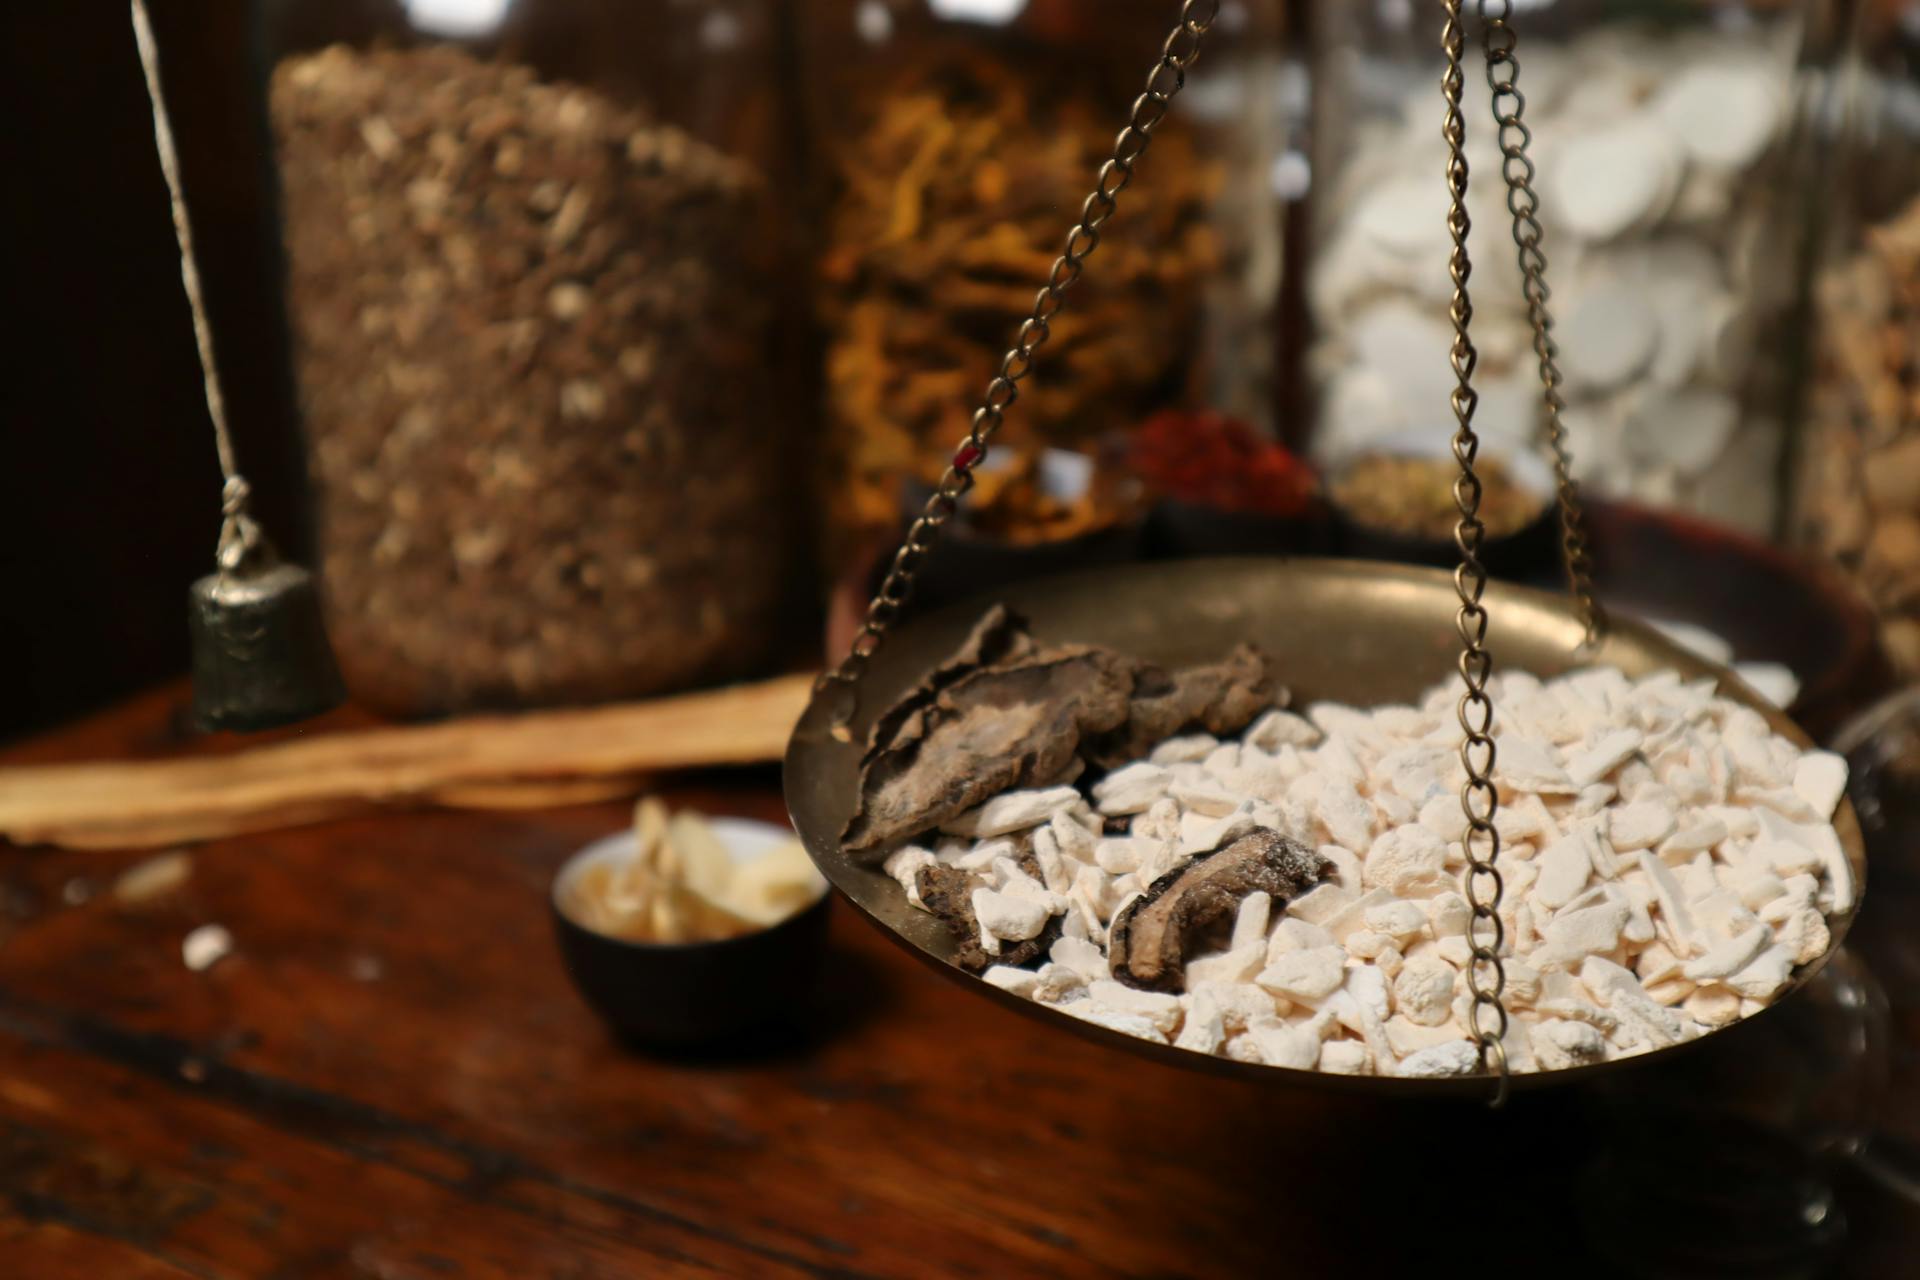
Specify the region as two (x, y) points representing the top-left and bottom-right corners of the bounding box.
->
(188, 541), (345, 733)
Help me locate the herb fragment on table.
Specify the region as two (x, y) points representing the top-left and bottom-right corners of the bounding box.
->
(115, 850), (194, 905)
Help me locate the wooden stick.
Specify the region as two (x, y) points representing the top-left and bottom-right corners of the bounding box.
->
(0, 674), (814, 851)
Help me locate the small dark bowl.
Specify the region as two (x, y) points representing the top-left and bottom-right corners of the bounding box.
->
(551, 826), (831, 1048)
(875, 477), (1147, 623)
(1328, 437), (1558, 580)
(1576, 501), (1895, 738)
(1143, 497), (1331, 559)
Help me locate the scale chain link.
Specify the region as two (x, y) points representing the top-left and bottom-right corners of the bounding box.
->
(1478, 0), (1606, 650)
(819, 1), (1223, 737)
(1442, 0), (1511, 1107)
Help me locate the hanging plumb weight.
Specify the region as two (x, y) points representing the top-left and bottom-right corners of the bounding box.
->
(188, 542), (345, 733)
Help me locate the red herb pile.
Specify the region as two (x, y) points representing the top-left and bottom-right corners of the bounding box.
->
(1127, 411), (1319, 517)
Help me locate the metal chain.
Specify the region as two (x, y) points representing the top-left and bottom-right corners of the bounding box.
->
(818, 0), (1223, 737)
(1478, 1), (1605, 650)
(1442, 0), (1510, 1106)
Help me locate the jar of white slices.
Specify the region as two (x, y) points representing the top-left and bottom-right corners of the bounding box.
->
(1302, 0), (1842, 540)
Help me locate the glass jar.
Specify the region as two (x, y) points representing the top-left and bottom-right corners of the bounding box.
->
(795, 0), (1290, 564)
(1792, 0), (1920, 677)
(1304, 0), (1835, 540)
(257, 0), (802, 715)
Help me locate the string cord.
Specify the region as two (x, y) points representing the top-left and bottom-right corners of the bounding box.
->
(130, 0), (260, 567)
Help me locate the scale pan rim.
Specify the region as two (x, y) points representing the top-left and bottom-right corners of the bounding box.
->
(783, 556), (1866, 1098)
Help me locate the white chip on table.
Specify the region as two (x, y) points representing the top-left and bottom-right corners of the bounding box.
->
(183, 923), (233, 972)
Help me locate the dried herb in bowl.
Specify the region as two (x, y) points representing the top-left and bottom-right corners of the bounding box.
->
(564, 799), (825, 945)
(1332, 452), (1544, 542)
(1127, 411), (1319, 517)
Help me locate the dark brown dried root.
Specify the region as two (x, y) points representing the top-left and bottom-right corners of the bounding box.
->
(1085, 644), (1282, 769)
(842, 614), (1136, 861)
(914, 862), (1061, 974)
(842, 607), (1286, 863)
(860, 604), (1038, 767)
(1108, 829), (1329, 993)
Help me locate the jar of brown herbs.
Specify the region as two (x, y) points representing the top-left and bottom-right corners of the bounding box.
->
(256, 0), (803, 715)
(1795, 0), (1920, 677)
(794, 0), (1291, 560)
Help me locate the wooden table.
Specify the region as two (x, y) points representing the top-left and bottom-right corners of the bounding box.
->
(3, 689), (1917, 1278)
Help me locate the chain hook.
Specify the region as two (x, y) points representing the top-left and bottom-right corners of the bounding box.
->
(1476, 0), (1607, 650)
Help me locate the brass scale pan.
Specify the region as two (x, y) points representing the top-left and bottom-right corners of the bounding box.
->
(784, 557), (1868, 1098)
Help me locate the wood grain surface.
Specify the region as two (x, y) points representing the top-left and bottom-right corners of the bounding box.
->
(2, 685), (1916, 1278)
